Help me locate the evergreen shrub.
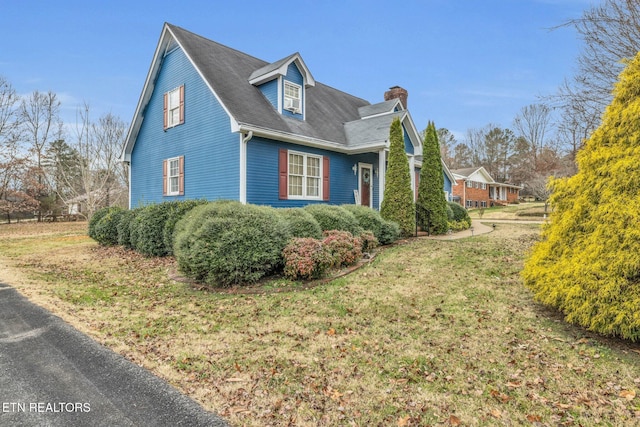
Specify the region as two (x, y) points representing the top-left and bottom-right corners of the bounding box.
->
(174, 201), (290, 286)
(378, 220), (401, 245)
(304, 204), (363, 235)
(162, 199), (209, 255)
(133, 202), (175, 257)
(341, 204), (389, 243)
(447, 202), (471, 229)
(92, 207), (125, 246)
(278, 208), (323, 239)
(117, 208), (139, 249)
(88, 206), (113, 241)
(522, 51), (640, 341)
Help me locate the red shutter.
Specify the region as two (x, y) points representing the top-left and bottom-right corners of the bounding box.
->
(163, 93), (168, 130)
(179, 85), (185, 125)
(178, 156), (185, 195)
(279, 149), (288, 200)
(162, 159), (168, 195)
(322, 156), (330, 201)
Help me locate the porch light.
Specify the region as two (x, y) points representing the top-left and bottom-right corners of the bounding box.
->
(352, 164), (358, 175)
(374, 167), (378, 177)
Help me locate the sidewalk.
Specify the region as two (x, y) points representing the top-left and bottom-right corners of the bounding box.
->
(426, 220), (494, 240)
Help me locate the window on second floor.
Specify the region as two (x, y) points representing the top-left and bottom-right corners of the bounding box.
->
(284, 81), (301, 114)
(164, 85), (184, 129)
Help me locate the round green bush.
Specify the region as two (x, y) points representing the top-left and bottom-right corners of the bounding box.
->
(88, 206), (114, 241)
(303, 204), (363, 236)
(278, 208), (323, 239)
(448, 201), (470, 223)
(174, 201), (290, 286)
(162, 199), (209, 256)
(133, 202), (176, 257)
(89, 206), (124, 245)
(378, 220), (401, 245)
(117, 208), (139, 249)
(341, 204), (389, 242)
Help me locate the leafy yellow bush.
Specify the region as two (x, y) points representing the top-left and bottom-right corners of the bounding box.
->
(522, 52), (640, 341)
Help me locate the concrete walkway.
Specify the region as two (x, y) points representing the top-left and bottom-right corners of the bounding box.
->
(425, 218), (544, 240)
(0, 283), (228, 427)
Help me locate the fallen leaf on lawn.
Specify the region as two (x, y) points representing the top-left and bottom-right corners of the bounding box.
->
(490, 408), (501, 419)
(449, 414), (461, 426)
(619, 389), (636, 401)
(397, 415), (410, 426)
(526, 414), (542, 422)
(225, 377), (247, 382)
(327, 328), (336, 336)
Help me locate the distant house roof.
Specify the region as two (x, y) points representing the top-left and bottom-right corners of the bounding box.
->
(123, 23), (422, 160)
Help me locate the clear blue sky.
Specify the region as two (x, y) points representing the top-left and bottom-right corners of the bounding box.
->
(1, 0), (598, 142)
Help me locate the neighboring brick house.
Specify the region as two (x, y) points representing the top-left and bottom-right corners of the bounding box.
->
(451, 167), (522, 208)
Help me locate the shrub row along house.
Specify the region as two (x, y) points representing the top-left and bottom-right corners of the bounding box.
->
(451, 166), (522, 208)
(121, 23), (456, 210)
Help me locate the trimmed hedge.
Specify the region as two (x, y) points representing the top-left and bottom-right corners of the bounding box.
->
(278, 208), (323, 239)
(303, 204), (363, 236)
(116, 208), (139, 249)
(89, 206), (124, 246)
(88, 206), (114, 241)
(341, 204), (399, 245)
(174, 201), (290, 286)
(447, 201), (471, 230)
(132, 203), (175, 257)
(162, 199), (209, 255)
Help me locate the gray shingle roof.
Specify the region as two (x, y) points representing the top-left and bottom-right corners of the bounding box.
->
(168, 24), (371, 146)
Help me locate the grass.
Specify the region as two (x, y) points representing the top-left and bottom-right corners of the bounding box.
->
(1, 221), (640, 426)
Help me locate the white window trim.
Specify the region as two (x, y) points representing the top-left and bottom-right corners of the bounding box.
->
(166, 156), (180, 196)
(166, 86), (181, 128)
(287, 150), (322, 200)
(283, 81), (302, 114)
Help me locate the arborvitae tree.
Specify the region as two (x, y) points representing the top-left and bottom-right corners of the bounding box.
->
(417, 121), (449, 234)
(381, 117), (415, 236)
(522, 51), (640, 341)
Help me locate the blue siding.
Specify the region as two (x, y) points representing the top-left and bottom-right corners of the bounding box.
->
(258, 79), (278, 110)
(282, 63), (304, 119)
(246, 137), (380, 209)
(443, 170), (453, 200)
(403, 126), (414, 155)
(130, 47), (239, 207)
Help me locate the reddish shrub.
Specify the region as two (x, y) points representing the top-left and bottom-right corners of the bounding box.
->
(283, 238), (333, 280)
(359, 230), (379, 253)
(322, 230), (362, 267)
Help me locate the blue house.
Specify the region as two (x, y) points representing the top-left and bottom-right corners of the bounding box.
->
(122, 23), (455, 209)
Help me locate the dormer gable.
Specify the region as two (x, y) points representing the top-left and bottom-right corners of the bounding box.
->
(249, 53), (315, 120)
(358, 99), (404, 119)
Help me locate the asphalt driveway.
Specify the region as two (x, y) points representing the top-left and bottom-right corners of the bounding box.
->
(0, 283), (227, 427)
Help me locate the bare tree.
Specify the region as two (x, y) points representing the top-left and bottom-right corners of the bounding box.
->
(554, 0), (640, 139)
(51, 104), (128, 219)
(513, 104), (552, 168)
(19, 90), (61, 219)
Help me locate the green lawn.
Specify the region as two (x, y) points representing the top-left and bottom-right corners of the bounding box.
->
(0, 221), (638, 426)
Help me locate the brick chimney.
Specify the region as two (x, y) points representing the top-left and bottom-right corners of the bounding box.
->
(384, 86), (408, 109)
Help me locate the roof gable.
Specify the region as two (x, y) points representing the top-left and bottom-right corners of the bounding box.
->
(248, 53), (316, 87)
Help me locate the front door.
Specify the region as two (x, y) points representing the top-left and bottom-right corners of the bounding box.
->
(359, 164), (372, 208)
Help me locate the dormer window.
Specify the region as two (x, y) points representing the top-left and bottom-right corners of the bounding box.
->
(284, 81), (301, 114)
